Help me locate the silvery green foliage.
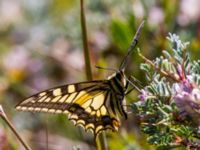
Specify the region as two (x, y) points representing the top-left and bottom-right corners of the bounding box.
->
(133, 33), (200, 149)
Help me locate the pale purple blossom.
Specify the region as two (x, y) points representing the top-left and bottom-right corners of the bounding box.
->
(2, 46), (30, 71)
(132, 0), (144, 19)
(173, 79), (200, 122)
(178, 0), (200, 26)
(138, 89), (150, 101)
(148, 7), (164, 27)
(0, 0), (23, 27)
(0, 127), (8, 150)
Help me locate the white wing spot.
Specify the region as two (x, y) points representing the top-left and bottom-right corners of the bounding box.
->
(49, 109), (56, 113)
(28, 107), (34, 111)
(44, 97), (51, 102)
(77, 120), (85, 125)
(85, 107), (92, 113)
(82, 99), (92, 109)
(35, 107), (41, 111)
(86, 123), (94, 129)
(56, 110), (62, 113)
(53, 88), (62, 96)
(63, 110), (69, 114)
(75, 91), (86, 100)
(51, 96), (61, 103)
(65, 93), (77, 103)
(39, 92), (46, 97)
(68, 85), (75, 93)
(91, 94), (104, 110)
(70, 114), (78, 119)
(21, 107), (27, 111)
(59, 95), (68, 103)
(16, 106), (21, 110)
(100, 106), (107, 115)
(38, 96), (47, 102)
(91, 111), (95, 115)
(21, 97), (34, 104)
(97, 110), (101, 117)
(95, 125), (103, 133)
(42, 108), (48, 112)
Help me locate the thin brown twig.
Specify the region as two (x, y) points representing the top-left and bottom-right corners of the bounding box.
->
(0, 105), (31, 150)
(181, 48), (187, 79)
(138, 52), (180, 82)
(45, 117), (49, 150)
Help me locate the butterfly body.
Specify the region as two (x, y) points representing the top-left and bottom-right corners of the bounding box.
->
(107, 71), (128, 118)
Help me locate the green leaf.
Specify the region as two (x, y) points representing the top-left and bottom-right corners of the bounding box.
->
(110, 19), (133, 52)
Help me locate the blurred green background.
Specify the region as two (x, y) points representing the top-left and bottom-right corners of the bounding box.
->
(0, 0), (200, 149)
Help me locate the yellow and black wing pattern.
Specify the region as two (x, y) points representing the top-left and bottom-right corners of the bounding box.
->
(16, 72), (127, 135)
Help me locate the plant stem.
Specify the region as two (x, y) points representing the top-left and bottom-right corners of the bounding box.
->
(96, 132), (107, 150)
(0, 105), (31, 150)
(80, 0), (107, 149)
(80, 0), (92, 81)
(138, 52), (180, 82)
(45, 117), (49, 150)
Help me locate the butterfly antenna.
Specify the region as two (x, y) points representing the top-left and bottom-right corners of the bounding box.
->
(95, 65), (117, 72)
(119, 21), (145, 71)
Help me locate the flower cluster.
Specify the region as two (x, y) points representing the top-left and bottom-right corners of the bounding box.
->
(132, 33), (200, 149)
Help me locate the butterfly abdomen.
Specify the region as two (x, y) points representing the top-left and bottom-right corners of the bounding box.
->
(108, 71), (127, 94)
(107, 71), (128, 119)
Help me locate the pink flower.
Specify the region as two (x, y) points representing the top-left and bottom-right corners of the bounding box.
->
(138, 89), (150, 101)
(0, 127), (8, 150)
(173, 79), (200, 123)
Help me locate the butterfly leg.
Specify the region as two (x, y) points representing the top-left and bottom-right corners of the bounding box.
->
(125, 87), (135, 95)
(130, 76), (143, 88)
(125, 75), (144, 95)
(125, 76), (141, 93)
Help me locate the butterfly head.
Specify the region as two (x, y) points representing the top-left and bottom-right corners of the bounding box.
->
(116, 70), (127, 86)
(108, 70), (127, 89)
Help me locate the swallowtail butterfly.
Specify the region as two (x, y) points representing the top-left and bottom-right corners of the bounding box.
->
(16, 21), (144, 137)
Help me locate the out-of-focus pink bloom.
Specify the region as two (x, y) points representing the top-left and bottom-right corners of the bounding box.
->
(148, 7), (164, 27)
(2, 46), (45, 82)
(92, 31), (108, 50)
(51, 38), (84, 70)
(178, 0), (200, 26)
(0, 0), (23, 27)
(173, 79), (200, 123)
(138, 89), (150, 101)
(0, 127), (8, 150)
(132, 0), (144, 19)
(29, 75), (50, 92)
(3, 46), (30, 72)
(27, 59), (43, 74)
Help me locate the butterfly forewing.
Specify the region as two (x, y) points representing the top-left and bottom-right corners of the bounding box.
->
(16, 81), (104, 112)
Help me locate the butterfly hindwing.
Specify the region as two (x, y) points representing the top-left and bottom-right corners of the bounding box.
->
(67, 91), (120, 134)
(16, 80), (121, 135)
